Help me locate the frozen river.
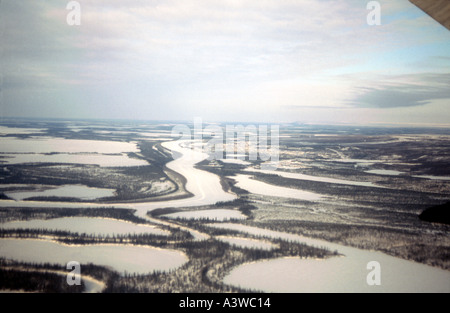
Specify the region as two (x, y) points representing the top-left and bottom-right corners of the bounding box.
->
(1, 137), (449, 292)
(0, 139), (237, 214)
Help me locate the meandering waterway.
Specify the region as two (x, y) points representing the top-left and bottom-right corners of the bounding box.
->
(1, 138), (449, 292)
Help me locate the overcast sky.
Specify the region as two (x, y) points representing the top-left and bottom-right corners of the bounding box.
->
(1, 0), (449, 126)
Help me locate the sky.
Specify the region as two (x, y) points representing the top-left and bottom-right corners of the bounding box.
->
(1, 0), (450, 126)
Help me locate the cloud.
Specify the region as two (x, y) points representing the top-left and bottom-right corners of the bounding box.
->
(1, 0), (449, 124)
(347, 73), (450, 108)
(1, 0), (378, 81)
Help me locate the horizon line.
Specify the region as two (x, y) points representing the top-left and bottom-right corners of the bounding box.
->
(1, 116), (450, 129)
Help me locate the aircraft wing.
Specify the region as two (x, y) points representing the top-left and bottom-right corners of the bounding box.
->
(409, 0), (450, 30)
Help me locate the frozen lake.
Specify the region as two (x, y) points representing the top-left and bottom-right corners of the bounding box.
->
(207, 223), (450, 293)
(0, 126), (46, 135)
(1, 153), (148, 167)
(0, 217), (170, 237)
(327, 158), (384, 163)
(224, 254), (450, 293)
(215, 236), (278, 251)
(0, 239), (187, 275)
(413, 175), (450, 181)
(4, 185), (116, 201)
(0, 137), (140, 154)
(365, 169), (404, 176)
(0, 137), (148, 167)
(219, 158), (251, 165)
(365, 170), (450, 181)
(247, 168), (379, 188)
